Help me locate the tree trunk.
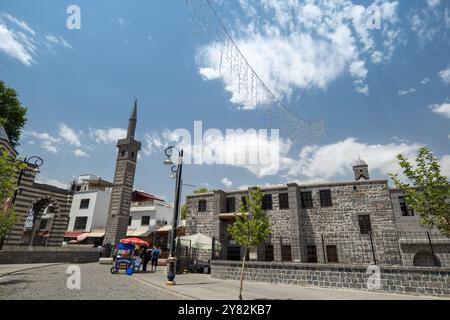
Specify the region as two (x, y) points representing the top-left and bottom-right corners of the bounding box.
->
(238, 247), (247, 300)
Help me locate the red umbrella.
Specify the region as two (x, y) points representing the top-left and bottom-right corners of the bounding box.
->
(120, 237), (149, 246)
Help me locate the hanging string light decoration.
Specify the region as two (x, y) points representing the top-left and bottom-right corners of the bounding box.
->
(185, 0), (325, 143)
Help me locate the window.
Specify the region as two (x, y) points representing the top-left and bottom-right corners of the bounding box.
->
(265, 245), (274, 262)
(301, 191), (313, 209)
(74, 217), (88, 230)
(307, 245), (318, 263)
(262, 194), (273, 210)
(227, 247), (242, 261)
(131, 152), (135, 159)
(358, 215), (372, 234)
(399, 196), (414, 216)
(319, 190), (332, 207)
(281, 245), (292, 262)
(226, 197), (236, 213)
(128, 216), (132, 226)
(141, 216), (150, 226)
(241, 197), (248, 211)
(326, 245), (338, 263)
(279, 193), (289, 209)
(79, 199), (90, 209)
(198, 200), (207, 212)
(39, 219), (48, 230)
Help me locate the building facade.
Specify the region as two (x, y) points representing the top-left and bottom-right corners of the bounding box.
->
(186, 160), (449, 267)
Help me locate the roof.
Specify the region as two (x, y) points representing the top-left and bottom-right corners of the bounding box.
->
(0, 125), (9, 142)
(353, 157), (367, 166)
(132, 190), (164, 202)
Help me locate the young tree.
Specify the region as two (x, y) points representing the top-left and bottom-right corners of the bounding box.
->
(389, 147), (450, 235)
(0, 147), (26, 243)
(227, 187), (271, 300)
(0, 80), (27, 148)
(180, 203), (187, 220)
(193, 187), (209, 194)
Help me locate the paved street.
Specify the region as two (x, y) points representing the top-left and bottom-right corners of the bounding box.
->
(0, 263), (445, 300)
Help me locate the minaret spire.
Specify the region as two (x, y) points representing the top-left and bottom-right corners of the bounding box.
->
(127, 98), (137, 139)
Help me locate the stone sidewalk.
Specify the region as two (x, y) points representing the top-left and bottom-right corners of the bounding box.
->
(132, 268), (443, 300)
(0, 263), (61, 277)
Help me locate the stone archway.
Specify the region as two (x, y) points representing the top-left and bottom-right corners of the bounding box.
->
(21, 197), (61, 246)
(413, 250), (441, 267)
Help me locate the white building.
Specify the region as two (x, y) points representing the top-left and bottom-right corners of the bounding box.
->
(127, 191), (174, 238)
(64, 175), (173, 243)
(66, 175), (112, 240)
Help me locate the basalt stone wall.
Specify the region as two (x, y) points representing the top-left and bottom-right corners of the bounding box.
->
(0, 246), (100, 264)
(211, 260), (450, 297)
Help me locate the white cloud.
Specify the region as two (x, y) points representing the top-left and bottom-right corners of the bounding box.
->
(197, 0), (401, 106)
(427, 0), (440, 8)
(421, 78), (430, 84)
(429, 103), (450, 118)
(90, 128), (127, 144)
(73, 149), (89, 158)
(1, 13), (35, 36)
(221, 177), (233, 188)
(0, 21), (35, 65)
(439, 66), (450, 84)
(59, 123), (81, 147)
(45, 34), (72, 50)
(398, 88), (416, 96)
(24, 131), (61, 154)
(283, 138), (422, 181)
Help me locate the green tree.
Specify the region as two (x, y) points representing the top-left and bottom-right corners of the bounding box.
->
(0, 146), (26, 240)
(0, 80), (27, 147)
(180, 203), (187, 220)
(389, 147), (450, 235)
(227, 187), (271, 300)
(193, 187), (209, 194)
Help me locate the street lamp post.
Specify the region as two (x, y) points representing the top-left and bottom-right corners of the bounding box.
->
(163, 146), (183, 286)
(0, 156), (43, 250)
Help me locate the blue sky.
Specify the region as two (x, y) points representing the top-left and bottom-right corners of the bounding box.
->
(0, 0), (449, 203)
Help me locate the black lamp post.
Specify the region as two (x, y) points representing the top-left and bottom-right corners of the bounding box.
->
(163, 146), (183, 286)
(0, 156), (43, 250)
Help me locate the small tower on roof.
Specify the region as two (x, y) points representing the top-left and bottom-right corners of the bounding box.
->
(353, 156), (369, 181)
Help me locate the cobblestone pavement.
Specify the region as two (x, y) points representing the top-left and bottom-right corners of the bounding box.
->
(0, 263), (183, 300)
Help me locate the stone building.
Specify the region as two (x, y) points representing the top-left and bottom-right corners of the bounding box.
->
(103, 100), (141, 246)
(186, 159), (404, 265)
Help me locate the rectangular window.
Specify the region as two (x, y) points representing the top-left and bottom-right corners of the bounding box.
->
(281, 245), (292, 262)
(399, 196), (414, 216)
(141, 216), (150, 226)
(198, 200), (207, 212)
(300, 191), (313, 209)
(128, 216), (132, 226)
(326, 245), (338, 263)
(307, 245), (318, 263)
(279, 193), (289, 209)
(79, 199), (90, 209)
(227, 247), (241, 261)
(319, 190), (332, 207)
(74, 217), (88, 230)
(241, 196), (248, 211)
(265, 245), (274, 262)
(226, 197), (236, 213)
(358, 215), (372, 234)
(262, 194), (273, 210)
(39, 219), (48, 230)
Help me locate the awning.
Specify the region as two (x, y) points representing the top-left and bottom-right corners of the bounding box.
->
(64, 231), (83, 238)
(126, 229), (151, 237)
(156, 225), (172, 233)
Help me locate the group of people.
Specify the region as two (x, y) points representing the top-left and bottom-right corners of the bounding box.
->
(139, 246), (161, 272)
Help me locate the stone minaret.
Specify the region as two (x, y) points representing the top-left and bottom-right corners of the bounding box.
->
(103, 100), (141, 246)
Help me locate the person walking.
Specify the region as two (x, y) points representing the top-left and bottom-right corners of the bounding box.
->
(151, 246), (161, 272)
(142, 247), (152, 272)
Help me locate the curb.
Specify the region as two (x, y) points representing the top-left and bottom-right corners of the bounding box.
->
(0, 263), (65, 278)
(132, 274), (199, 300)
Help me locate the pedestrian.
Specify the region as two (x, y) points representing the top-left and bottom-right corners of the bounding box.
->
(142, 247), (152, 272)
(112, 246), (118, 262)
(151, 246), (161, 272)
